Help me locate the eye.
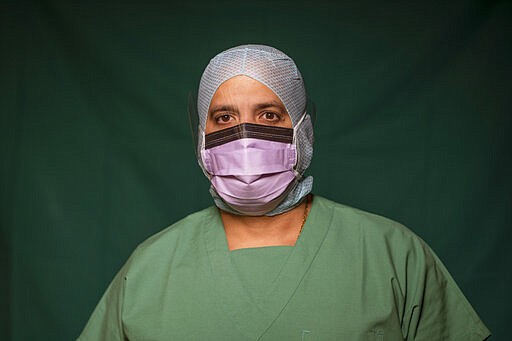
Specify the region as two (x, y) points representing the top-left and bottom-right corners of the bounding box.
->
(260, 111), (281, 122)
(215, 113), (234, 124)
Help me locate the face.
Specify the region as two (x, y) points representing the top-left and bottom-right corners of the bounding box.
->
(205, 75), (292, 134)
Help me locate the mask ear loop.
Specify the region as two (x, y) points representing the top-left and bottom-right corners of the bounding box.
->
(292, 111), (308, 144)
(292, 96), (316, 177)
(292, 110), (308, 178)
(292, 97), (315, 144)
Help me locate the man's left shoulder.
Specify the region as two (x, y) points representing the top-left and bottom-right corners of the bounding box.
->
(314, 195), (423, 245)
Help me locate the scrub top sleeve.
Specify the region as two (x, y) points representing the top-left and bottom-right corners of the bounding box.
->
(404, 240), (491, 341)
(77, 265), (128, 341)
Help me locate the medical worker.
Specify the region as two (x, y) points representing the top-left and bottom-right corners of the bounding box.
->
(78, 44), (490, 340)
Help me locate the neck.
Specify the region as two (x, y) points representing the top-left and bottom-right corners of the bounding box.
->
(220, 195), (311, 251)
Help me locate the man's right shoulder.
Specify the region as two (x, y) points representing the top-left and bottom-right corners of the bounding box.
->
(129, 206), (218, 261)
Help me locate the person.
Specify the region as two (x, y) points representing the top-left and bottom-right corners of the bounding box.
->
(78, 44), (491, 340)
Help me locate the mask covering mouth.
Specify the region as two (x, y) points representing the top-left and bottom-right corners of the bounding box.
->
(201, 123), (298, 216)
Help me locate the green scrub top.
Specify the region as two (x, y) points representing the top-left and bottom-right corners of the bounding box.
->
(78, 196), (490, 340)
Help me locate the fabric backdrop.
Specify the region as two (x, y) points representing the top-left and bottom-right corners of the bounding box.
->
(1, 1), (510, 340)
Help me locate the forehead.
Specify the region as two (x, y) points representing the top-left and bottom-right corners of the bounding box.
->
(197, 47), (306, 130)
(210, 75), (282, 104)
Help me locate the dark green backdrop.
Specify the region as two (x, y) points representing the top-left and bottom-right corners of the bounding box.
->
(1, 1), (510, 340)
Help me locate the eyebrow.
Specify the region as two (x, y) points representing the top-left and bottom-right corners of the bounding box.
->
(209, 104), (238, 117)
(254, 101), (286, 112)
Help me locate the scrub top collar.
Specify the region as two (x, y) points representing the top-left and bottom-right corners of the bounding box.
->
(203, 196), (333, 339)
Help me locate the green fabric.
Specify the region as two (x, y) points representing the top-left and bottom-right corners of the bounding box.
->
(78, 196), (490, 340)
(230, 246), (293, 303)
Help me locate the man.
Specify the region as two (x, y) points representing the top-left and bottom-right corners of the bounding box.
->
(78, 44), (490, 340)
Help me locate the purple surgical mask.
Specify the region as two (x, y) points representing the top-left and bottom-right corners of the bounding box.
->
(201, 123), (298, 215)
